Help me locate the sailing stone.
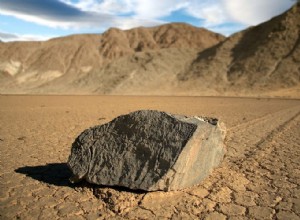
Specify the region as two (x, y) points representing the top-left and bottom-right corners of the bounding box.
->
(67, 110), (226, 191)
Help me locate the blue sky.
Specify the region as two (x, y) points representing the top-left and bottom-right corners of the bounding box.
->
(0, 0), (295, 42)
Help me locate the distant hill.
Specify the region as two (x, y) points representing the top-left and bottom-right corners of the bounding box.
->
(0, 23), (223, 94)
(0, 3), (299, 98)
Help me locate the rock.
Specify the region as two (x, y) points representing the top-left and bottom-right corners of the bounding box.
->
(67, 110), (226, 191)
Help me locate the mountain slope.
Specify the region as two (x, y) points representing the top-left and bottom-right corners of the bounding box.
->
(31, 48), (199, 95)
(0, 23), (224, 93)
(182, 3), (300, 96)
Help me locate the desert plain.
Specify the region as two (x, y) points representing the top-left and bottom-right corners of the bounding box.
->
(0, 4), (300, 219)
(0, 95), (299, 219)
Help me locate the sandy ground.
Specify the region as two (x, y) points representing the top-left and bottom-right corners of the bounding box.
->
(0, 95), (300, 219)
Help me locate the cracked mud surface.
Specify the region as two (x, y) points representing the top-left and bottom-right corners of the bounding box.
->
(0, 95), (300, 219)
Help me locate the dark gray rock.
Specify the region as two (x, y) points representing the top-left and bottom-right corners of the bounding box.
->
(67, 110), (226, 191)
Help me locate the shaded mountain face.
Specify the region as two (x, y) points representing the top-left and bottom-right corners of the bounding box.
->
(183, 3), (300, 96)
(0, 4), (299, 97)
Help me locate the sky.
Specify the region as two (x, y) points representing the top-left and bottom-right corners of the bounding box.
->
(0, 0), (296, 42)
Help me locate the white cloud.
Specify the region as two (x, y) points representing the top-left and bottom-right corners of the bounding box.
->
(184, 0), (227, 26)
(0, 9), (79, 29)
(132, 0), (188, 19)
(223, 0), (295, 25)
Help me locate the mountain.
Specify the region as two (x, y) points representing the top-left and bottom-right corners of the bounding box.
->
(181, 3), (300, 97)
(0, 3), (299, 97)
(0, 23), (224, 94)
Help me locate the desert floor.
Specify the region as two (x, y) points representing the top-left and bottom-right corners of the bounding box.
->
(0, 95), (300, 220)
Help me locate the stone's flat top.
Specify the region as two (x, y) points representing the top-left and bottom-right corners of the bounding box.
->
(68, 110), (202, 189)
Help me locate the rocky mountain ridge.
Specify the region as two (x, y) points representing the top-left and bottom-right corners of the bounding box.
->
(181, 2), (300, 96)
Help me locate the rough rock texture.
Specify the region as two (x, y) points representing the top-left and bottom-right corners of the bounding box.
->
(67, 110), (226, 191)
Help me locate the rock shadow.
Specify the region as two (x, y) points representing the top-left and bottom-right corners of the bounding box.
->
(15, 163), (74, 187)
(15, 163), (147, 194)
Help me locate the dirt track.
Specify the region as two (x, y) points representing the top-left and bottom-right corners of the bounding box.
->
(0, 95), (299, 219)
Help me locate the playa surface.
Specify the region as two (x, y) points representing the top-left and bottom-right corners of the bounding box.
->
(0, 95), (300, 219)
